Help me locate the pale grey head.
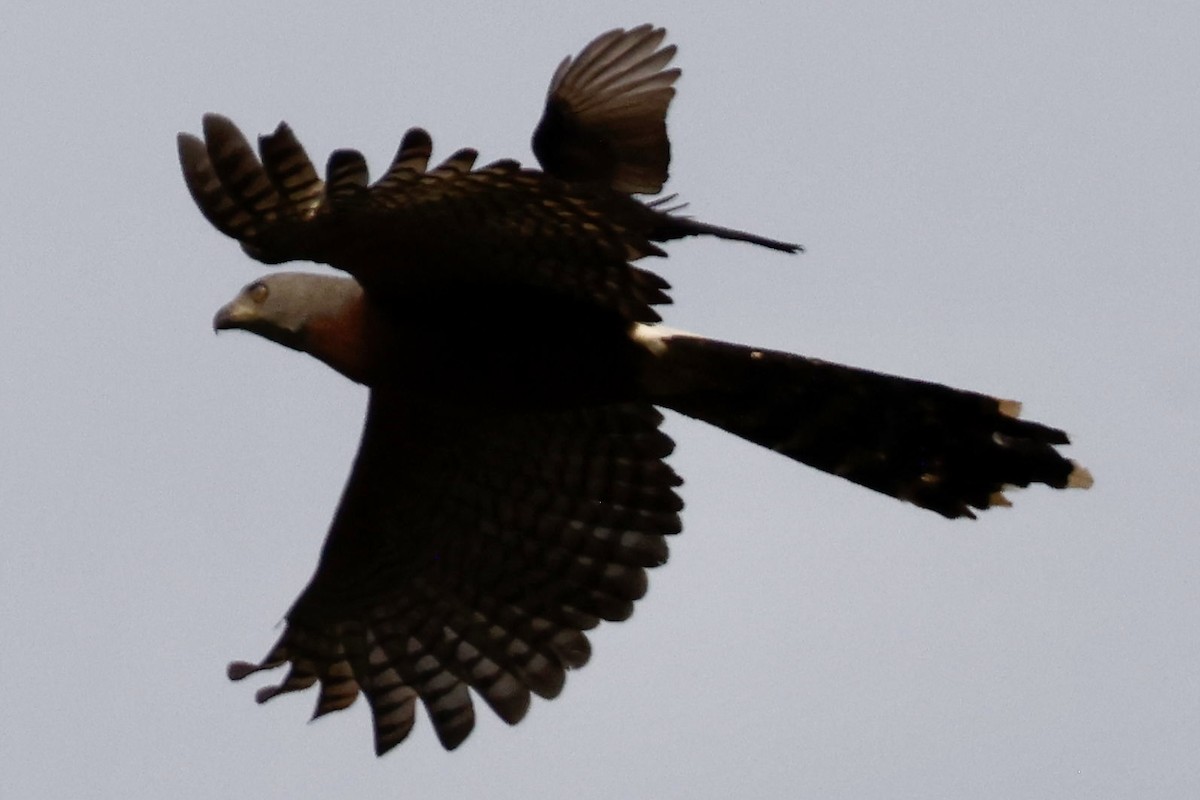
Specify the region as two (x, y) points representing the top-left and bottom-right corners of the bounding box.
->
(212, 272), (362, 352)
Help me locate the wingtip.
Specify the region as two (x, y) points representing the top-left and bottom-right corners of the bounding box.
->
(254, 685), (285, 704)
(400, 127), (433, 152)
(176, 132), (206, 169)
(227, 659), (275, 681)
(375, 736), (403, 757)
(201, 111), (236, 137)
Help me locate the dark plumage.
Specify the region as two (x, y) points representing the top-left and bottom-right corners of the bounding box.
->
(185, 25), (1089, 756)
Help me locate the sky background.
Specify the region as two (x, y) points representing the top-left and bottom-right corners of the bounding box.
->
(3, 2), (1198, 798)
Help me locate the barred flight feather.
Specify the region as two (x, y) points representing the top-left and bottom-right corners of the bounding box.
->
(226, 401), (680, 751)
(180, 107), (797, 324)
(534, 24), (680, 193)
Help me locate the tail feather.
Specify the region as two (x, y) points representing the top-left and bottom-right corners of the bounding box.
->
(644, 333), (1090, 518)
(654, 215), (803, 253)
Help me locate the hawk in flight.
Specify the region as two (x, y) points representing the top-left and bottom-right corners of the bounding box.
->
(179, 25), (1091, 754)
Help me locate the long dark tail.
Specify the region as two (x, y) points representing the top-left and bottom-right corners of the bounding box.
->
(643, 333), (1091, 518)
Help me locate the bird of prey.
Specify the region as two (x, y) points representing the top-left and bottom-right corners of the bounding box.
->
(179, 25), (1091, 755)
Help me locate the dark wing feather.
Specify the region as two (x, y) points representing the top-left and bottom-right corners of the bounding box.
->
(228, 391), (682, 754)
(533, 24), (679, 194)
(178, 114), (674, 322)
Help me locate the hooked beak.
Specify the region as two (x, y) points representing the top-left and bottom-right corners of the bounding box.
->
(212, 298), (254, 332)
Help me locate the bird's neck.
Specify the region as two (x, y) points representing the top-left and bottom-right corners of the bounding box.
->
(302, 291), (395, 386)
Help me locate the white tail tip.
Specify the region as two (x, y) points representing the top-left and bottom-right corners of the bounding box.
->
(1067, 462), (1094, 489)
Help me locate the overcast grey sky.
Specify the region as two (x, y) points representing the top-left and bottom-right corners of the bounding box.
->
(3, 2), (1198, 798)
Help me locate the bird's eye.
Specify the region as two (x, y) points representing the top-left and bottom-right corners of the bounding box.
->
(248, 282), (269, 303)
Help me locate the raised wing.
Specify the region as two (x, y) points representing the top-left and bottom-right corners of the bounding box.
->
(228, 392), (682, 753)
(179, 115), (673, 322)
(533, 24), (679, 194)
